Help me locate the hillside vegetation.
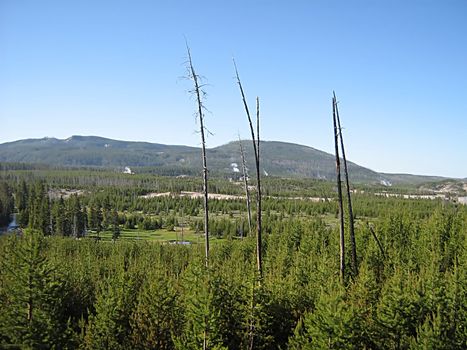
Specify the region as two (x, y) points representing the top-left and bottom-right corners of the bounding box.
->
(0, 136), (451, 184)
(0, 168), (466, 348)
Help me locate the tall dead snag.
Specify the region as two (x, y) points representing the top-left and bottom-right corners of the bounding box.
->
(234, 60), (262, 278)
(238, 136), (252, 236)
(334, 92), (358, 276)
(186, 46), (209, 267)
(368, 224), (385, 259)
(333, 94), (345, 282)
(255, 97), (262, 276)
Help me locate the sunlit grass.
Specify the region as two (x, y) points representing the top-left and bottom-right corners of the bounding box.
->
(86, 226), (224, 244)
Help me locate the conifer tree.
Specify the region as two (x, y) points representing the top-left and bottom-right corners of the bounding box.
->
(377, 269), (426, 349)
(84, 269), (141, 350)
(0, 182), (13, 226)
(0, 230), (72, 349)
(288, 281), (365, 349)
(16, 180), (29, 227)
(68, 194), (85, 238)
(88, 201), (103, 234)
(175, 264), (228, 350)
(111, 209), (120, 241)
(130, 273), (181, 349)
(241, 275), (274, 350)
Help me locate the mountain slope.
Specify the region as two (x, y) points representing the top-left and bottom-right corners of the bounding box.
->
(0, 136), (448, 184)
(210, 140), (380, 182)
(0, 136), (200, 168)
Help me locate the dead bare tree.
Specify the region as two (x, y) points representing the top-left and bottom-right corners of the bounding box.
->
(333, 94), (345, 282)
(234, 59), (262, 278)
(186, 45), (209, 268)
(238, 136), (252, 236)
(255, 97), (262, 274)
(369, 224), (385, 259)
(334, 92), (358, 276)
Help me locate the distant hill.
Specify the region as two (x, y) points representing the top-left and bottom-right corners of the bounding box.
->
(210, 140), (381, 182)
(0, 136), (452, 184)
(378, 173), (448, 186)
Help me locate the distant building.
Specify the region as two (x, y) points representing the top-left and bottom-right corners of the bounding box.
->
(458, 196), (467, 205)
(123, 166), (134, 174)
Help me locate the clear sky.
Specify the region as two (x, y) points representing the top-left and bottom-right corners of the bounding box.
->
(1, 0), (466, 178)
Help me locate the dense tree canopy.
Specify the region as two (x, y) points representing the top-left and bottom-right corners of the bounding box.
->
(0, 168), (466, 349)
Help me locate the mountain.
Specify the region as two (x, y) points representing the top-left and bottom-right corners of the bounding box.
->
(0, 135), (199, 166)
(210, 140), (382, 182)
(0, 136), (450, 184)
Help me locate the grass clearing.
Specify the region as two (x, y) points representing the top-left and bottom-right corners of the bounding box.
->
(86, 226), (224, 244)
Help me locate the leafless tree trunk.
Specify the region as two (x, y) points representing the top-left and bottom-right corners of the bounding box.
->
(239, 136), (252, 236)
(234, 60), (262, 278)
(334, 92), (358, 276)
(369, 224), (385, 259)
(254, 97), (263, 276)
(186, 46), (209, 268)
(333, 94), (345, 282)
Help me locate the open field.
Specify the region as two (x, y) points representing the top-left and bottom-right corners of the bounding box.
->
(86, 227), (218, 244)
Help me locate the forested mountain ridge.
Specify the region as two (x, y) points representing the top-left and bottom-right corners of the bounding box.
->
(0, 135), (450, 184)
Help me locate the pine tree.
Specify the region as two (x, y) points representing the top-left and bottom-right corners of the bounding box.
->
(240, 275), (274, 350)
(174, 264), (228, 350)
(289, 280), (366, 350)
(51, 197), (66, 235)
(84, 269), (141, 350)
(0, 230), (72, 349)
(16, 180), (29, 227)
(25, 182), (50, 235)
(130, 273), (181, 349)
(111, 209), (120, 241)
(377, 269), (427, 349)
(69, 194), (85, 238)
(0, 182), (13, 226)
(40, 194), (51, 235)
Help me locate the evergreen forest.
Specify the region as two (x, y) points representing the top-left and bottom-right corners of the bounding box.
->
(0, 167), (466, 349)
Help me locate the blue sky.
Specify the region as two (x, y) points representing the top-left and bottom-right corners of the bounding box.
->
(1, 0), (466, 177)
